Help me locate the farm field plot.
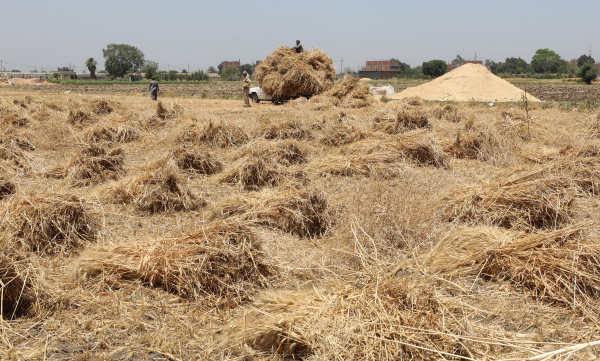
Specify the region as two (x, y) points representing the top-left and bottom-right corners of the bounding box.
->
(2, 89), (600, 360)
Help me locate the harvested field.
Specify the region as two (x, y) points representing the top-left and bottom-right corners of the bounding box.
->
(2, 88), (600, 361)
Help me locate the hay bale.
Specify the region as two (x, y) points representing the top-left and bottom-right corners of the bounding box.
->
(103, 167), (202, 213)
(72, 219), (277, 306)
(0, 252), (45, 319)
(168, 146), (223, 175)
(431, 104), (464, 122)
(89, 98), (115, 115)
(404, 96), (424, 106)
(0, 176), (16, 199)
(211, 188), (331, 237)
(50, 146), (125, 187)
(237, 139), (308, 166)
(440, 167), (574, 230)
(180, 121), (250, 148)
(427, 224), (600, 319)
(216, 155), (302, 191)
(6, 195), (99, 255)
(258, 120), (311, 140)
(254, 46), (336, 99)
(320, 124), (366, 146)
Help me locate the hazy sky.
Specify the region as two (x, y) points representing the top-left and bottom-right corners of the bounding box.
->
(3, 0), (599, 73)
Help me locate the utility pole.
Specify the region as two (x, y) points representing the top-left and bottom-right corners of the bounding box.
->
(188, 64), (189, 73)
(340, 57), (344, 75)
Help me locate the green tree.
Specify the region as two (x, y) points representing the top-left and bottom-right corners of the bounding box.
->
(577, 63), (598, 84)
(451, 55), (463, 66)
(57, 66), (72, 72)
(103, 44), (145, 78)
(221, 66), (239, 79)
(143, 61), (159, 79)
(240, 64), (254, 75)
(578, 54), (596, 67)
(217, 63), (224, 74)
(531, 49), (565, 73)
(207, 66), (218, 74)
(422, 60), (447, 78)
(85, 58), (98, 79)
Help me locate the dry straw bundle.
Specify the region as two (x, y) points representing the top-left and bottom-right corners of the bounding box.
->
(254, 46), (336, 99)
(73, 219), (277, 307)
(216, 155), (303, 191)
(83, 118), (139, 144)
(0, 143), (34, 174)
(103, 167), (202, 213)
(216, 275), (510, 359)
(427, 223), (600, 319)
(179, 121), (250, 148)
(156, 101), (183, 120)
(374, 108), (431, 134)
(320, 124), (367, 146)
(0, 176), (16, 199)
(0, 133), (35, 151)
(258, 119), (311, 140)
(210, 187), (331, 237)
(4, 194), (99, 256)
(0, 252), (46, 319)
(440, 167), (574, 230)
(49, 145), (125, 187)
(431, 104), (464, 122)
(322, 74), (373, 108)
(237, 139), (308, 166)
(166, 146), (223, 175)
(404, 96), (424, 106)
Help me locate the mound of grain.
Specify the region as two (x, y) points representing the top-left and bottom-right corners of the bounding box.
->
(72, 219), (276, 306)
(390, 64), (541, 102)
(255, 46), (336, 99)
(5, 194), (99, 256)
(210, 187), (331, 237)
(103, 167), (202, 213)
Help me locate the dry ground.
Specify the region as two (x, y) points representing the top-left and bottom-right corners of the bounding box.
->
(1, 89), (600, 360)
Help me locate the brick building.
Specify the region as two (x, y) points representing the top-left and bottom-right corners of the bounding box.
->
(221, 60), (240, 71)
(359, 59), (400, 79)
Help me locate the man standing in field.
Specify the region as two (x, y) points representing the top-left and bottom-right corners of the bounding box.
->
(149, 77), (159, 101)
(293, 39), (303, 53)
(242, 71), (251, 108)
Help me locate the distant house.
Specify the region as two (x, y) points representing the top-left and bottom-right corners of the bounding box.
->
(2, 71), (54, 80)
(54, 71), (77, 80)
(221, 61), (240, 71)
(358, 59), (400, 79)
(207, 73), (221, 79)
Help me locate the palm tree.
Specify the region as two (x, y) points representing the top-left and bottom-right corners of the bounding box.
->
(85, 58), (98, 79)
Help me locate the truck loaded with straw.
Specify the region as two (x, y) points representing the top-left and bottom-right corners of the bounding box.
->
(252, 46), (337, 103)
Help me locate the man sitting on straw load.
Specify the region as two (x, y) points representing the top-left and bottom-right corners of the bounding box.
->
(243, 71), (251, 108)
(293, 39), (304, 53)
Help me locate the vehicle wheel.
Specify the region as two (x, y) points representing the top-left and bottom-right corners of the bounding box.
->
(251, 93), (260, 103)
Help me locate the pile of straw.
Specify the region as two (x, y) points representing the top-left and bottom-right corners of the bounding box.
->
(67, 108), (94, 125)
(216, 275), (507, 359)
(167, 146), (223, 175)
(254, 46), (336, 99)
(0, 252), (44, 319)
(237, 139), (308, 166)
(0, 133), (35, 151)
(49, 146), (125, 187)
(211, 187), (331, 237)
(431, 104), (463, 122)
(73, 219), (277, 306)
(0, 176), (16, 199)
(103, 167), (202, 213)
(180, 121), (250, 148)
(307, 154), (374, 177)
(427, 223), (600, 320)
(5, 194), (99, 255)
(0, 144), (34, 174)
(404, 96), (424, 106)
(1, 113), (30, 127)
(89, 99), (115, 115)
(374, 109), (431, 134)
(320, 124), (367, 146)
(216, 155), (303, 191)
(156, 101), (183, 120)
(440, 167), (575, 230)
(83, 123), (139, 144)
(323, 74), (372, 108)
(259, 120), (311, 140)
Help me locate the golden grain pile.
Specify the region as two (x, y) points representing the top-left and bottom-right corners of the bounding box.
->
(255, 46), (336, 99)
